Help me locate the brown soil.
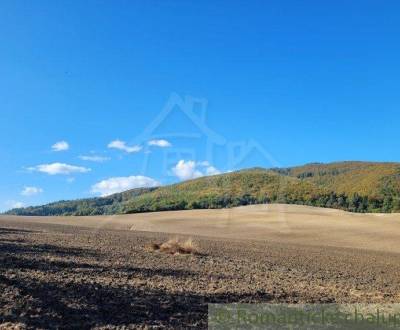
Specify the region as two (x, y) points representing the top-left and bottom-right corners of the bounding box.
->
(1, 205), (400, 329)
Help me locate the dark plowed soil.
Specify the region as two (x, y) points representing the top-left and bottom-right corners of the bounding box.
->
(1, 220), (400, 329)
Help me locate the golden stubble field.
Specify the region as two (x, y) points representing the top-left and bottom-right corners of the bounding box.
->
(3, 204), (400, 253)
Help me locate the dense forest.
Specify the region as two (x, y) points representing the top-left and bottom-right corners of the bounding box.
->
(5, 162), (400, 216)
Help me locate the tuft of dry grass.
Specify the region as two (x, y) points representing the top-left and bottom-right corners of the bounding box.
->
(150, 237), (199, 255)
(179, 238), (197, 254)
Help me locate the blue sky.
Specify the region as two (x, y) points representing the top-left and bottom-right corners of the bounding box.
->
(1, 1), (400, 210)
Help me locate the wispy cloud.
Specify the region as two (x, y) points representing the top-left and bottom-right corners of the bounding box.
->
(108, 140), (142, 153)
(79, 155), (110, 162)
(91, 175), (160, 196)
(21, 186), (43, 196)
(51, 141), (69, 152)
(148, 139), (172, 148)
(172, 160), (221, 181)
(28, 163), (91, 175)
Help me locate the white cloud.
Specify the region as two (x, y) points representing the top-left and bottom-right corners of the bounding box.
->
(172, 160), (221, 181)
(51, 141), (69, 152)
(5, 200), (25, 209)
(172, 160), (203, 181)
(91, 175), (160, 196)
(28, 163), (91, 175)
(21, 186), (43, 196)
(148, 139), (172, 148)
(79, 155), (110, 162)
(108, 140), (142, 153)
(198, 161), (210, 166)
(205, 166), (220, 176)
(13, 202), (25, 208)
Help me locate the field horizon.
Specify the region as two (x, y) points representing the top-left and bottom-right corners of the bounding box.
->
(3, 203), (400, 253)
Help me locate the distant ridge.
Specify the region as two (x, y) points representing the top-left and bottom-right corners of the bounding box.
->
(5, 161), (400, 216)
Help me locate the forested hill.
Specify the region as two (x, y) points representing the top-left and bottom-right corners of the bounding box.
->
(5, 161), (400, 216)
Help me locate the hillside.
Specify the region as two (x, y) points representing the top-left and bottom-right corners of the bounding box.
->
(279, 161), (400, 196)
(5, 187), (157, 216)
(5, 162), (400, 216)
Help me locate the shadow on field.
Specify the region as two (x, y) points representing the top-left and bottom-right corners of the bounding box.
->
(0, 227), (272, 329)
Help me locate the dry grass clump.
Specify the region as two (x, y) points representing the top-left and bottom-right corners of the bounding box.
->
(149, 237), (199, 255)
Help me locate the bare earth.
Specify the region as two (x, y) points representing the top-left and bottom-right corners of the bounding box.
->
(1, 205), (400, 329)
